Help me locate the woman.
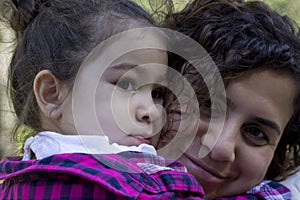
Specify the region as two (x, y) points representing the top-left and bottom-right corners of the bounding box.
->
(158, 0), (300, 199)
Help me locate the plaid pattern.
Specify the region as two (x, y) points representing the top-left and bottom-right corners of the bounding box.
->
(216, 180), (291, 200)
(0, 152), (204, 199)
(0, 152), (291, 199)
(246, 180), (291, 200)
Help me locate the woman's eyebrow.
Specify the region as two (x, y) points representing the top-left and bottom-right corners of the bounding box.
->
(226, 98), (281, 135)
(252, 117), (281, 135)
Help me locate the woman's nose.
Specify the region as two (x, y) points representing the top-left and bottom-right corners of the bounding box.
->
(204, 120), (239, 163)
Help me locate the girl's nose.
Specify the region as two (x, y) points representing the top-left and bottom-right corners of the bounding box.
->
(134, 91), (161, 124)
(136, 104), (160, 124)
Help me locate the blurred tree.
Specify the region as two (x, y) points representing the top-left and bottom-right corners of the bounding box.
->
(259, 0), (300, 24)
(0, 23), (15, 159)
(133, 0), (300, 24)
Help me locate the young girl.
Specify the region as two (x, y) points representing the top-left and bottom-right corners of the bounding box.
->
(0, 0), (206, 199)
(159, 0), (300, 199)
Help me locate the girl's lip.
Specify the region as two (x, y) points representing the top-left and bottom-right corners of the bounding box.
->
(133, 136), (151, 144)
(185, 153), (230, 180)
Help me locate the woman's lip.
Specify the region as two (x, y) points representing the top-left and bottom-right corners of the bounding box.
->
(185, 154), (229, 180)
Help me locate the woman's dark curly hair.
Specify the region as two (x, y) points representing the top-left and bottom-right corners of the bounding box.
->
(164, 0), (300, 180)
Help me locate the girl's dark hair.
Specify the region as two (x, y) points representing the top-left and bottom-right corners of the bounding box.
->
(164, 0), (300, 179)
(0, 0), (155, 143)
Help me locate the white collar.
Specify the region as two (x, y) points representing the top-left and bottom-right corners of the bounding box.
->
(22, 131), (157, 160)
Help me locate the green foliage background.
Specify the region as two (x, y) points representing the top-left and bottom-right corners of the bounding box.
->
(262, 0), (300, 24)
(133, 0), (300, 24)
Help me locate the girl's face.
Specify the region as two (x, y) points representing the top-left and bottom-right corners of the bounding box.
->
(169, 68), (296, 198)
(57, 30), (168, 146)
(94, 48), (168, 146)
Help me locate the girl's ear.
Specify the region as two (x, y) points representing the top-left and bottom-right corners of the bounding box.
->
(33, 70), (66, 120)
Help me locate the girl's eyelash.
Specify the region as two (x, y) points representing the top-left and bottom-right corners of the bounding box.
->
(152, 87), (165, 99)
(116, 79), (136, 91)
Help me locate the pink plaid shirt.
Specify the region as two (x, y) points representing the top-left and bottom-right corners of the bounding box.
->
(0, 152), (291, 199)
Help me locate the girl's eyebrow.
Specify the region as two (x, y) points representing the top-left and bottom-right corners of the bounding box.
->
(109, 62), (166, 82)
(109, 63), (138, 72)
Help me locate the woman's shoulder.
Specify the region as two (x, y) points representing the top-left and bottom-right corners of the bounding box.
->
(280, 167), (300, 200)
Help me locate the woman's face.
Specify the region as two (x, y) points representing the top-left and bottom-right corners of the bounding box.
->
(164, 68), (297, 198)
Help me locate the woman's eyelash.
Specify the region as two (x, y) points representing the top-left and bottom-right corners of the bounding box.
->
(242, 125), (270, 146)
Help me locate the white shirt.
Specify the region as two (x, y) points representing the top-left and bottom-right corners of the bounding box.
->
(22, 131), (157, 160)
(280, 167), (300, 200)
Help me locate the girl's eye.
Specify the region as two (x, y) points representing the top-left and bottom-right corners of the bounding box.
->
(152, 88), (165, 103)
(242, 125), (269, 146)
(116, 80), (135, 91)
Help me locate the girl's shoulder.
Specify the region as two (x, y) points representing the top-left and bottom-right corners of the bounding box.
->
(247, 180), (292, 200)
(0, 152), (204, 199)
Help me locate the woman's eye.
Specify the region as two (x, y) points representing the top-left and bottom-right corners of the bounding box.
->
(200, 99), (212, 118)
(204, 99), (212, 108)
(116, 80), (134, 91)
(242, 126), (269, 146)
(200, 98), (225, 119)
